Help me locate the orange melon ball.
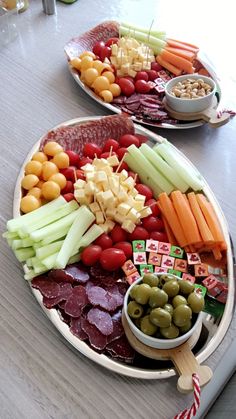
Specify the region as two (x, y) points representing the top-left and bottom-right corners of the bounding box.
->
(84, 68), (99, 86)
(25, 160), (42, 177)
(49, 173), (67, 189)
(80, 56), (94, 71)
(42, 161), (59, 181)
(20, 195), (41, 213)
(27, 187), (42, 199)
(92, 60), (105, 75)
(43, 141), (63, 157)
(21, 174), (39, 190)
(41, 181), (61, 200)
(32, 151), (48, 163)
(109, 83), (121, 97)
(92, 76), (110, 93)
(102, 71), (115, 84)
(99, 90), (113, 103)
(36, 180), (45, 189)
(79, 51), (96, 60)
(70, 57), (82, 71)
(52, 152), (70, 169)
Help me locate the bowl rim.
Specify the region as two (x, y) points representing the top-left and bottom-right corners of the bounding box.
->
(123, 274), (202, 346)
(165, 74), (217, 102)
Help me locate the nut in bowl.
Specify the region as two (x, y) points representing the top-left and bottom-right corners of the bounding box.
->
(123, 273), (204, 350)
(164, 74), (216, 114)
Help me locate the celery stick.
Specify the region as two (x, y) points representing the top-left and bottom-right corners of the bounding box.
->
(22, 237), (34, 248)
(75, 224), (104, 253)
(12, 239), (23, 250)
(127, 145), (175, 195)
(2, 231), (19, 239)
(22, 200), (79, 235)
(41, 252), (58, 270)
(120, 26), (166, 49)
(26, 258), (33, 267)
(24, 269), (48, 281)
(125, 153), (162, 197)
(153, 143), (203, 191)
(33, 242), (43, 249)
(36, 240), (64, 260)
(121, 22), (166, 39)
(14, 247), (35, 262)
(30, 208), (81, 242)
(55, 206), (95, 269)
(140, 144), (189, 192)
(41, 228), (68, 246)
(7, 196), (66, 233)
(68, 253), (81, 265)
(34, 260), (47, 274)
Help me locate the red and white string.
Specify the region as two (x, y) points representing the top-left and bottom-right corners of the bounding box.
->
(174, 373), (201, 419)
(217, 109), (236, 118)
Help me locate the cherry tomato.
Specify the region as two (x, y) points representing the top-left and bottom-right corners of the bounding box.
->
(94, 233), (113, 249)
(145, 198), (160, 217)
(118, 78), (135, 96)
(134, 133), (148, 145)
(100, 248), (126, 271)
(81, 245), (102, 266)
(83, 143), (102, 159)
(110, 225), (128, 243)
(119, 134), (140, 148)
(79, 157), (93, 168)
(63, 193), (75, 202)
(150, 231), (168, 242)
(75, 169), (86, 181)
(123, 76), (134, 83)
(60, 166), (77, 182)
(116, 147), (128, 160)
(142, 215), (164, 232)
(100, 151), (117, 159)
(128, 226), (149, 241)
(151, 61), (163, 71)
(128, 171), (140, 184)
(65, 150), (80, 167)
(61, 180), (74, 194)
(92, 41), (105, 56)
(103, 139), (120, 153)
(135, 71), (149, 82)
(135, 184), (153, 201)
(146, 70), (158, 81)
(113, 241), (132, 259)
(116, 161), (129, 172)
(105, 37), (119, 47)
(135, 79), (151, 94)
(99, 46), (111, 61)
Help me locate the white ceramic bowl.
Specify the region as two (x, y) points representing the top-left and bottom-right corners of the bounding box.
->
(123, 275), (202, 350)
(164, 74), (216, 114)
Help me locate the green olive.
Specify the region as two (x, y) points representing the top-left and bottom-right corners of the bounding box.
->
(160, 274), (175, 287)
(188, 292), (205, 313)
(133, 283), (152, 305)
(179, 320), (192, 334)
(134, 317), (141, 329)
(129, 284), (139, 300)
(143, 273), (159, 287)
(163, 280), (180, 297)
(148, 287), (168, 308)
(163, 303), (174, 316)
(127, 301), (144, 319)
(178, 279), (194, 295)
(172, 295), (187, 308)
(140, 315), (158, 336)
(173, 304), (192, 327)
(150, 308), (172, 328)
(160, 323), (179, 339)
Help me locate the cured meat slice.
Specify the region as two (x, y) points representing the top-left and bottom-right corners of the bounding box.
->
(40, 115), (134, 155)
(106, 319), (124, 344)
(42, 283), (73, 309)
(87, 286), (107, 307)
(48, 263), (90, 284)
(107, 285), (124, 307)
(87, 308), (113, 336)
(31, 277), (60, 298)
(106, 335), (135, 362)
(64, 285), (88, 317)
(81, 317), (107, 351)
(70, 317), (88, 341)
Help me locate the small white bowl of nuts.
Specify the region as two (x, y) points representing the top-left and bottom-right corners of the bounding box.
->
(165, 74), (216, 114)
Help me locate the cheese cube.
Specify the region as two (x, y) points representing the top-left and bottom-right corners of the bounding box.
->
(101, 180), (109, 191)
(82, 163), (94, 172)
(96, 191), (104, 204)
(106, 207), (115, 218)
(140, 207), (152, 218)
(131, 188), (138, 196)
(86, 172), (95, 181)
(93, 158), (108, 168)
(85, 181), (95, 194)
(126, 196), (136, 207)
(109, 177), (120, 196)
(107, 155), (120, 167)
(132, 62), (142, 72)
(122, 176), (135, 190)
(106, 219), (115, 232)
(99, 223), (109, 234)
(74, 189), (85, 200)
(95, 171), (107, 183)
(117, 203), (131, 216)
(102, 190), (115, 208)
(119, 169), (128, 181)
(95, 184), (103, 193)
(89, 202), (101, 213)
(103, 166), (113, 176)
(117, 188), (128, 202)
(122, 220), (136, 233)
(133, 200), (144, 211)
(74, 189), (92, 205)
(74, 179), (86, 189)
(127, 208), (140, 223)
(111, 44), (118, 56)
(114, 212), (126, 224)
(135, 194), (146, 203)
(96, 211), (104, 224)
(128, 68), (137, 78)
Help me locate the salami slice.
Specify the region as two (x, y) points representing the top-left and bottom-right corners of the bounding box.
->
(87, 308), (113, 336)
(64, 285), (88, 317)
(107, 319), (124, 344)
(31, 277), (60, 298)
(42, 283), (73, 309)
(70, 317), (88, 341)
(87, 286), (107, 307)
(48, 263), (90, 284)
(40, 115), (134, 155)
(106, 335), (135, 362)
(81, 317), (107, 351)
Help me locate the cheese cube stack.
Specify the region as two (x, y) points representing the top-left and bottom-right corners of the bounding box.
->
(74, 156), (149, 233)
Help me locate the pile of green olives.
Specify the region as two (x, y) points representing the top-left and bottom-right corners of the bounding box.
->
(127, 273), (205, 339)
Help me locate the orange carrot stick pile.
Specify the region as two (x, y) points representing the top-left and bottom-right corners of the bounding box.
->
(157, 191), (227, 260)
(156, 38), (199, 75)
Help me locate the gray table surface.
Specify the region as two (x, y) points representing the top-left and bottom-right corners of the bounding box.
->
(0, 1), (235, 418)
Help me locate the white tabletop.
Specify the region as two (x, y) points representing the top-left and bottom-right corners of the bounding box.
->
(0, 1), (236, 418)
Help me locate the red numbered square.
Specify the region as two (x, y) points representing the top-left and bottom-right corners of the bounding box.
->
(194, 263), (209, 277)
(187, 252), (201, 265)
(174, 259), (187, 272)
(158, 242), (171, 255)
(146, 239), (159, 253)
(161, 255), (175, 269)
(133, 252), (147, 265)
(148, 252), (162, 266)
(122, 260), (136, 276)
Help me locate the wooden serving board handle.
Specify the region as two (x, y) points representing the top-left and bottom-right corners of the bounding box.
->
(169, 341), (213, 394)
(200, 108), (230, 128)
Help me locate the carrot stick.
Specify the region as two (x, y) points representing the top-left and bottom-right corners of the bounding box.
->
(212, 246), (222, 261)
(167, 38), (199, 53)
(156, 56), (182, 76)
(159, 49), (194, 74)
(161, 213), (178, 245)
(198, 68), (210, 76)
(158, 193), (188, 247)
(196, 194), (226, 245)
(170, 191), (201, 245)
(165, 47), (196, 62)
(187, 192), (215, 244)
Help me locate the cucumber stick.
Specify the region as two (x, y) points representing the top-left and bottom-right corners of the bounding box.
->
(153, 143), (203, 191)
(120, 26), (166, 52)
(74, 224), (104, 253)
(36, 240), (64, 260)
(140, 144), (189, 192)
(121, 22), (166, 40)
(55, 206), (95, 269)
(14, 247), (35, 262)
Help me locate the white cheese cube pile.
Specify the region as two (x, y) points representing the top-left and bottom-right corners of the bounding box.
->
(74, 157), (151, 233)
(110, 37), (155, 77)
